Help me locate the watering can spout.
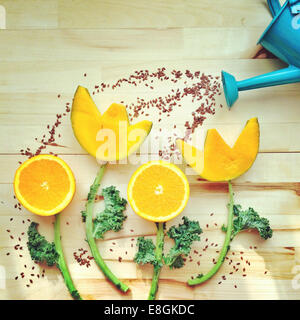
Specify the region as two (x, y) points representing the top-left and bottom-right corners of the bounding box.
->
(222, 66), (300, 108)
(222, 0), (300, 108)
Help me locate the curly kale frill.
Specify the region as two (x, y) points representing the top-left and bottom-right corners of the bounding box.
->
(134, 237), (161, 267)
(92, 186), (127, 239)
(222, 204), (273, 240)
(164, 217), (202, 269)
(27, 222), (59, 267)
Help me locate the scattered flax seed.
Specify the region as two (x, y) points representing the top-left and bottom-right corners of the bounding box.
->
(12, 67), (223, 288)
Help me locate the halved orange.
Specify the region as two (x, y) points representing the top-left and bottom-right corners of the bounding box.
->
(14, 155), (76, 216)
(127, 161), (190, 222)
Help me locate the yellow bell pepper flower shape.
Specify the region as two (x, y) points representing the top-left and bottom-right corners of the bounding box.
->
(176, 118), (260, 181)
(71, 86), (153, 162)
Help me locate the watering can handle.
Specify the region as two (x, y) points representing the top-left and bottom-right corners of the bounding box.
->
(267, 0), (300, 16)
(267, 0), (282, 17)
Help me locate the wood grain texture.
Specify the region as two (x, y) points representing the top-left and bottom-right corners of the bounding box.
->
(0, 28), (264, 61)
(1, 0), (285, 30)
(0, 0), (299, 300)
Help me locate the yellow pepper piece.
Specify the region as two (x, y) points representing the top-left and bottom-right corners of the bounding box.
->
(176, 118), (260, 181)
(71, 86), (152, 161)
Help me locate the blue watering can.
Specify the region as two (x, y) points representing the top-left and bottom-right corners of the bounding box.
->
(222, 0), (300, 108)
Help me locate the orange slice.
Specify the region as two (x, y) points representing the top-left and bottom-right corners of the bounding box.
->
(14, 155), (76, 216)
(127, 161), (190, 222)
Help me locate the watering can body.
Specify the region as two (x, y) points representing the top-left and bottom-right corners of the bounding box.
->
(222, 0), (300, 108)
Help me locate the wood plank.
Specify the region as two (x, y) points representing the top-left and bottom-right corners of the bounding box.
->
(0, 210), (298, 300)
(1, 60), (300, 153)
(1, 0), (58, 29)
(1, 0), (282, 30)
(1, 180), (300, 216)
(0, 59), (289, 95)
(1, 153), (300, 184)
(1, 278), (298, 300)
(1, 115), (300, 154)
(0, 28), (264, 62)
(59, 0), (274, 29)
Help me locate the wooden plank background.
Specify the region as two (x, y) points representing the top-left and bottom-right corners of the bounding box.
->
(0, 0), (299, 300)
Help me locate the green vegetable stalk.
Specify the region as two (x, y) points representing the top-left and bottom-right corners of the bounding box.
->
(135, 217), (202, 300)
(27, 215), (82, 300)
(54, 214), (82, 300)
(148, 222), (164, 300)
(83, 164), (129, 293)
(188, 180), (273, 286)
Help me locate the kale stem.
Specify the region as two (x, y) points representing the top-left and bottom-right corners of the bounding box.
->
(54, 213), (83, 300)
(148, 222), (164, 300)
(188, 180), (234, 286)
(85, 164), (129, 293)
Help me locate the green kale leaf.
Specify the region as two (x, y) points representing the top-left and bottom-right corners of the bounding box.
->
(27, 222), (59, 267)
(164, 217), (202, 269)
(134, 237), (160, 267)
(93, 186), (127, 239)
(223, 204), (273, 240)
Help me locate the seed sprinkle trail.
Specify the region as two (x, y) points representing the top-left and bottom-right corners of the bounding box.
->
(73, 248), (94, 268)
(12, 68), (221, 289)
(6, 218), (46, 288)
(90, 68), (222, 160)
(189, 215), (260, 288)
